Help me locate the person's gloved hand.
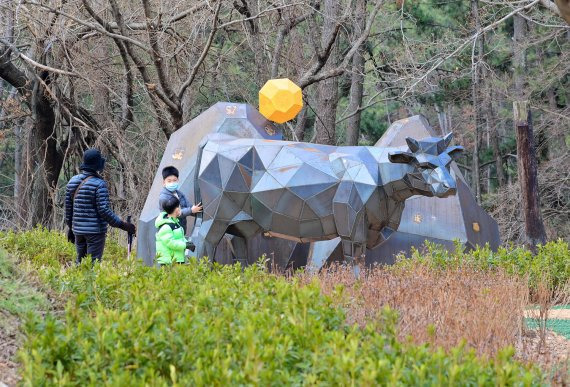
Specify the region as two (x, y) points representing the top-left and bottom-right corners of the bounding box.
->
(186, 241), (196, 252)
(67, 228), (75, 244)
(120, 221), (136, 236)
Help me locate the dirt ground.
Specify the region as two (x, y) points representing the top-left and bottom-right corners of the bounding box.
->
(516, 329), (570, 384)
(0, 310), (21, 387)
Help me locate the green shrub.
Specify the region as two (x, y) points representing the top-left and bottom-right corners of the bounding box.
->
(1, 229), (544, 385)
(396, 239), (570, 292)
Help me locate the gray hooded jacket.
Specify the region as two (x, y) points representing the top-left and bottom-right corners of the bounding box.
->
(158, 188), (196, 234)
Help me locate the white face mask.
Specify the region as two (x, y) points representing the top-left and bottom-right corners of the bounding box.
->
(165, 182), (179, 192)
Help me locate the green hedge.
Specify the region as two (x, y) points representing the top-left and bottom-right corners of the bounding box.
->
(1, 229), (544, 385)
(397, 239), (570, 292)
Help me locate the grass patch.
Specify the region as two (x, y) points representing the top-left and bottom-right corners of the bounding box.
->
(0, 249), (49, 328)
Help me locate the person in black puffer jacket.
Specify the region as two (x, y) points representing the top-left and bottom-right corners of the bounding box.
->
(65, 149), (136, 264)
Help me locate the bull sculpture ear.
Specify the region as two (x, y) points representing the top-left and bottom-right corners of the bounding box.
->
(389, 151), (415, 164)
(443, 132), (453, 148)
(446, 145), (463, 160)
(405, 137), (420, 153)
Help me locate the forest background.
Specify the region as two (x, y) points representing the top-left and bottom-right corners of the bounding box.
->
(0, 0), (568, 246)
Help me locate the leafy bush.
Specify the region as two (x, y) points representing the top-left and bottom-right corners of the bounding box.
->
(396, 239), (570, 292)
(0, 229), (544, 385)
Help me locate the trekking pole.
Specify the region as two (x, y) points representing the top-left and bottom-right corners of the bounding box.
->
(127, 215), (134, 261)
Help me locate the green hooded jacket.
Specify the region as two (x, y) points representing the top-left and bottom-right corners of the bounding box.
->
(155, 212), (186, 264)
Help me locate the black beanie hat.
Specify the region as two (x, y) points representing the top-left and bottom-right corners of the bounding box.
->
(80, 149), (106, 171)
(162, 166), (179, 179)
(162, 195), (181, 214)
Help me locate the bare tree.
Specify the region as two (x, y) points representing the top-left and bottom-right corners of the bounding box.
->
(512, 15), (547, 249)
(346, 0), (367, 146)
(314, 0), (341, 145)
(470, 0), (484, 204)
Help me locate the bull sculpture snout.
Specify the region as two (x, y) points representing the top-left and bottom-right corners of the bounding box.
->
(434, 167), (457, 198)
(388, 133), (463, 198)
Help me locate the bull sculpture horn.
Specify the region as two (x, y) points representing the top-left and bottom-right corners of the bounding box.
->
(405, 137), (420, 153)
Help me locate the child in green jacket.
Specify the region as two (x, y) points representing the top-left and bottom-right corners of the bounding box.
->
(155, 196), (194, 265)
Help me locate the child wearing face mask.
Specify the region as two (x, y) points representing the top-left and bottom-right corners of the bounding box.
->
(156, 196), (195, 265)
(159, 166), (202, 236)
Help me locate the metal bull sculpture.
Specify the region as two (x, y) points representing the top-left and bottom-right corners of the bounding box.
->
(192, 132), (463, 268)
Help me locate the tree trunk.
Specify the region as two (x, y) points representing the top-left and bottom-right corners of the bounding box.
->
(0, 55), (63, 228)
(435, 104), (450, 135)
(513, 101), (547, 249)
(547, 88), (566, 155)
(512, 16), (547, 250)
(534, 38), (550, 161)
(234, 1), (266, 83)
(554, 0), (570, 24)
(23, 76), (62, 228)
(13, 123), (22, 201)
(470, 0), (483, 203)
(294, 106), (308, 142)
(315, 0), (340, 145)
(346, 0), (366, 146)
(1, 2), (64, 228)
(513, 15), (527, 97)
(488, 97), (505, 188)
(485, 78), (505, 188)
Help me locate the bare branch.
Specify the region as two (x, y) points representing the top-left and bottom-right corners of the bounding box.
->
(81, 0), (134, 130)
(142, 0), (180, 109)
(107, 2), (209, 30)
(218, 3), (305, 29)
(22, 1), (151, 52)
(0, 47), (30, 92)
(402, 0), (542, 97)
(298, 0), (384, 89)
(296, 22), (341, 88)
(1, 38), (79, 77)
(178, 2), (222, 100)
(271, 7), (317, 78)
(106, 0), (181, 121)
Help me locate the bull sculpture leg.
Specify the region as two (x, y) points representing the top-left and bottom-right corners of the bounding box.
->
(228, 235), (248, 266)
(196, 219), (230, 263)
(341, 240), (365, 277)
(333, 180), (368, 277)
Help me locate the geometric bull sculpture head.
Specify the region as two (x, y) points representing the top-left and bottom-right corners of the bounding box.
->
(389, 133), (463, 198)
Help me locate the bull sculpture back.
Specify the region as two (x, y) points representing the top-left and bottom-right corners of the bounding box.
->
(192, 133), (463, 270)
